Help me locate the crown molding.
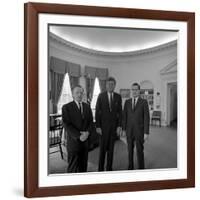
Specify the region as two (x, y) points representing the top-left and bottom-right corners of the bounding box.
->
(49, 32), (177, 58)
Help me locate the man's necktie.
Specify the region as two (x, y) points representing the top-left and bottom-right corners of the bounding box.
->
(133, 98), (136, 111)
(79, 102), (82, 115)
(109, 93), (113, 111)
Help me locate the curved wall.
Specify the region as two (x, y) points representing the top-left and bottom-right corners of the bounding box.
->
(49, 33), (177, 126)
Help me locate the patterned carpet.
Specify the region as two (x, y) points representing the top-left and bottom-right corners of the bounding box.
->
(49, 126), (177, 174)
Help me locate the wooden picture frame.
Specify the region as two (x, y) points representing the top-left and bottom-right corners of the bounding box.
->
(24, 2), (195, 197)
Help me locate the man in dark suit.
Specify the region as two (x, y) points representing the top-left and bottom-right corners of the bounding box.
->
(95, 77), (122, 171)
(62, 85), (93, 173)
(122, 83), (150, 170)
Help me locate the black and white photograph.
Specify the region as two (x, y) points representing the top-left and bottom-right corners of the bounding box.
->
(48, 25), (178, 174)
(23, 2), (195, 197)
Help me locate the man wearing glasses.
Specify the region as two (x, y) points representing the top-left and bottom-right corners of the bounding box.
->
(122, 83), (150, 170)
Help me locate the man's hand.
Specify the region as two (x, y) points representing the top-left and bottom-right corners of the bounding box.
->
(96, 127), (102, 135)
(116, 126), (122, 137)
(144, 133), (149, 142)
(80, 131), (89, 142)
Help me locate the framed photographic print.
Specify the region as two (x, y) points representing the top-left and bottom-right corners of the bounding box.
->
(24, 2), (195, 198)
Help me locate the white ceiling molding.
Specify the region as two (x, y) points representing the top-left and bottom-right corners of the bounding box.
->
(49, 32), (177, 59)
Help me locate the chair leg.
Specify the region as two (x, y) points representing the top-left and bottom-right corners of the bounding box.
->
(59, 143), (64, 159)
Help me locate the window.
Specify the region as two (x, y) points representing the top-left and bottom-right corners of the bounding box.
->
(57, 73), (73, 114)
(91, 77), (101, 118)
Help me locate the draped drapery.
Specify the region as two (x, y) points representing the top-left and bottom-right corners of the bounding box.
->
(69, 76), (79, 91)
(51, 71), (65, 113)
(84, 66), (96, 103)
(84, 66), (108, 102)
(66, 59), (81, 90)
(85, 77), (95, 103)
(50, 56), (81, 76)
(99, 79), (106, 92)
(49, 56), (81, 113)
(49, 57), (108, 112)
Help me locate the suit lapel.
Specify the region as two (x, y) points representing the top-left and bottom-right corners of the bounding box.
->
(82, 103), (85, 119)
(73, 101), (79, 112)
(130, 97), (142, 112)
(134, 97), (142, 111)
(113, 93), (115, 101)
(111, 93), (116, 110)
(105, 92), (110, 110)
(129, 99), (134, 112)
(109, 92), (115, 112)
(73, 101), (82, 118)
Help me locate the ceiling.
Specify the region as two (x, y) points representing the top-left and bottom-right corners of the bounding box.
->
(50, 25), (178, 53)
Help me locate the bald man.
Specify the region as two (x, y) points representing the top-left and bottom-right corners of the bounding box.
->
(62, 85), (94, 173)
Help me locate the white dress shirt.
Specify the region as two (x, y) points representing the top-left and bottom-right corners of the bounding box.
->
(107, 92), (113, 110)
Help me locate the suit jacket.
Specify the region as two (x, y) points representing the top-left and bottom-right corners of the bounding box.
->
(95, 91), (122, 133)
(123, 97), (150, 140)
(62, 101), (93, 153)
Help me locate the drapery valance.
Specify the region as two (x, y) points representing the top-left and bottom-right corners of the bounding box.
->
(85, 66), (108, 80)
(50, 56), (81, 77)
